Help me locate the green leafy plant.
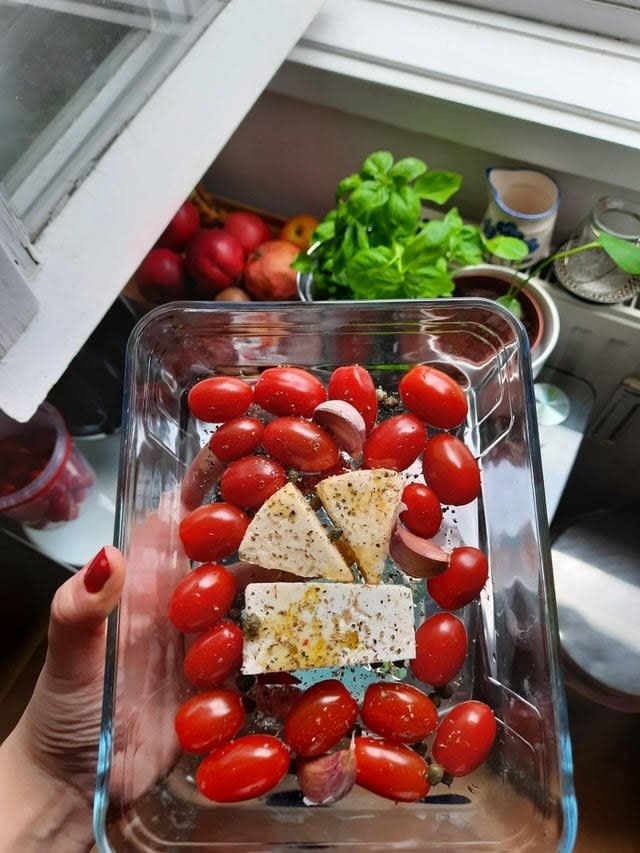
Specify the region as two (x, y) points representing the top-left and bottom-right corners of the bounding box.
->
(292, 151), (528, 301)
(496, 230), (640, 318)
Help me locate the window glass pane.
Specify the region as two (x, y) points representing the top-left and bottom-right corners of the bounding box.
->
(0, 0), (228, 236)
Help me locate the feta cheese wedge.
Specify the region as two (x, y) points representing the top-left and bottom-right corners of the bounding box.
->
(242, 581), (416, 674)
(238, 482), (352, 582)
(316, 468), (404, 583)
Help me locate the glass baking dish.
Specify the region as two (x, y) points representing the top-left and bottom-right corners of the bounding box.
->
(94, 300), (577, 851)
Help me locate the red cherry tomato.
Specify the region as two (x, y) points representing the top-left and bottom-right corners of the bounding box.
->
(253, 367), (327, 418)
(354, 736), (430, 802)
(361, 682), (438, 743)
(328, 364), (378, 433)
(188, 376), (253, 423)
(220, 455), (288, 510)
(399, 482), (443, 538)
(262, 417), (339, 474)
(223, 210), (272, 253)
(174, 689), (245, 753)
(427, 546), (489, 610)
(209, 417), (264, 462)
(196, 734), (290, 802)
(411, 612), (468, 686)
(421, 433), (481, 506)
(156, 200), (200, 251)
(283, 679), (358, 758)
(183, 619), (243, 688)
(168, 562), (237, 633)
(399, 365), (468, 430)
(432, 701), (497, 776)
(363, 414), (426, 472)
(179, 503), (249, 562)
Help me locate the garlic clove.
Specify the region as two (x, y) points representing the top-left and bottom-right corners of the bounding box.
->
(296, 740), (357, 805)
(312, 400), (366, 462)
(389, 521), (450, 579)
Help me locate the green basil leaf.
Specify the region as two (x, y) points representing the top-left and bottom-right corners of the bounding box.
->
(362, 151), (394, 179)
(336, 174), (360, 199)
(403, 233), (445, 266)
(389, 156), (427, 184)
(402, 267), (455, 298)
(346, 246), (402, 298)
(313, 219), (336, 242)
(599, 232), (640, 274)
(414, 170), (463, 204)
(387, 186), (421, 233)
(418, 218), (453, 247)
(485, 235), (529, 262)
(450, 229), (485, 266)
(347, 182), (389, 219)
(495, 294), (523, 319)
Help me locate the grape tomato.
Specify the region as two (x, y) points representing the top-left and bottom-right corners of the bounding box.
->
(354, 736), (430, 802)
(168, 562), (237, 633)
(188, 376), (254, 423)
(399, 482), (443, 538)
(328, 364), (378, 433)
(179, 502), (249, 563)
(411, 612), (468, 687)
(196, 734), (290, 803)
(422, 433), (481, 506)
(220, 455), (287, 510)
(363, 414), (426, 471)
(361, 682), (438, 742)
(262, 417), (339, 474)
(183, 619), (244, 688)
(209, 416), (264, 462)
(432, 701), (497, 776)
(253, 367), (327, 417)
(427, 546), (489, 610)
(284, 679), (358, 758)
(399, 364), (468, 430)
(174, 689), (245, 753)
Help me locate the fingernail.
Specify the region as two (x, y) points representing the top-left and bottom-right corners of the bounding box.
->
(84, 547), (111, 593)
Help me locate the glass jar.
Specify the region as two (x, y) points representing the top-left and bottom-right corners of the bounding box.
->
(0, 402), (95, 529)
(553, 196), (640, 303)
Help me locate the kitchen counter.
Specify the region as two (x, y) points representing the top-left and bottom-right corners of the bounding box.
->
(1, 527), (638, 851)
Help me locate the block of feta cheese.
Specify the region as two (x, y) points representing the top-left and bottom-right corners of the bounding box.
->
(242, 581), (416, 674)
(316, 468), (404, 583)
(238, 482), (352, 582)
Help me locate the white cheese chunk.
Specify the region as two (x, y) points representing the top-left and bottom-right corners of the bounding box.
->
(238, 482), (352, 582)
(316, 468), (404, 583)
(242, 581), (416, 674)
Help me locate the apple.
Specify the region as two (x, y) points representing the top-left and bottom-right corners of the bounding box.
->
(156, 201), (200, 251)
(185, 228), (245, 294)
(135, 248), (190, 303)
(223, 211), (272, 253)
(243, 239), (300, 301)
(279, 213), (319, 251)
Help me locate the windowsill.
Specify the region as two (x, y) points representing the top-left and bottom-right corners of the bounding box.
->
(271, 0), (640, 190)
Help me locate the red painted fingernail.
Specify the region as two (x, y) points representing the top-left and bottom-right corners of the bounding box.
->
(84, 547), (111, 593)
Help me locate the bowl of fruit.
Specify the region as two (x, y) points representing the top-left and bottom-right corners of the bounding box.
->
(95, 300), (576, 851)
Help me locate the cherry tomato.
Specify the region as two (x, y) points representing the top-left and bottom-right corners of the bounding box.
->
(174, 689), (245, 753)
(399, 482), (443, 538)
(427, 546), (489, 610)
(432, 700), (497, 776)
(209, 417), (264, 462)
(354, 736), (430, 802)
(399, 365), (468, 430)
(220, 455), (288, 510)
(188, 376), (253, 423)
(179, 503), (249, 563)
(411, 612), (468, 686)
(183, 619), (243, 688)
(168, 562), (237, 633)
(361, 682), (438, 743)
(421, 433), (481, 506)
(283, 679), (358, 758)
(196, 734), (290, 802)
(253, 367), (327, 418)
(328, 364), (378, 433)
(262, 417), (339, 474)
(363, 414), (426, 472)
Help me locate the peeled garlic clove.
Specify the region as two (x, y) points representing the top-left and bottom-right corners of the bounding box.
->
(180, 444), (225, 511)
(297, 742), (357, 806)
(312, 400), (366, 461)
(389, 522), (450, 579)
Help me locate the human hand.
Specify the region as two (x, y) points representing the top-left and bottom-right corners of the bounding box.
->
(0, 545), (124, 852)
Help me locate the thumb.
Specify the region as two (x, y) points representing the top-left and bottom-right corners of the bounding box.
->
(46, 545), (125, 683)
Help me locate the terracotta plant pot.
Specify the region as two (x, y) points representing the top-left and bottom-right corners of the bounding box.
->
(451, 264), (560, 377)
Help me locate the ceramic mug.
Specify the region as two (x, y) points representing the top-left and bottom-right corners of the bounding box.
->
(483, 168), (560, 268)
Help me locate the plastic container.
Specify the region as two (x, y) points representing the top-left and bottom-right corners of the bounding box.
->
(0, 402), (95, 529)
(95, 301), (577, 852)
